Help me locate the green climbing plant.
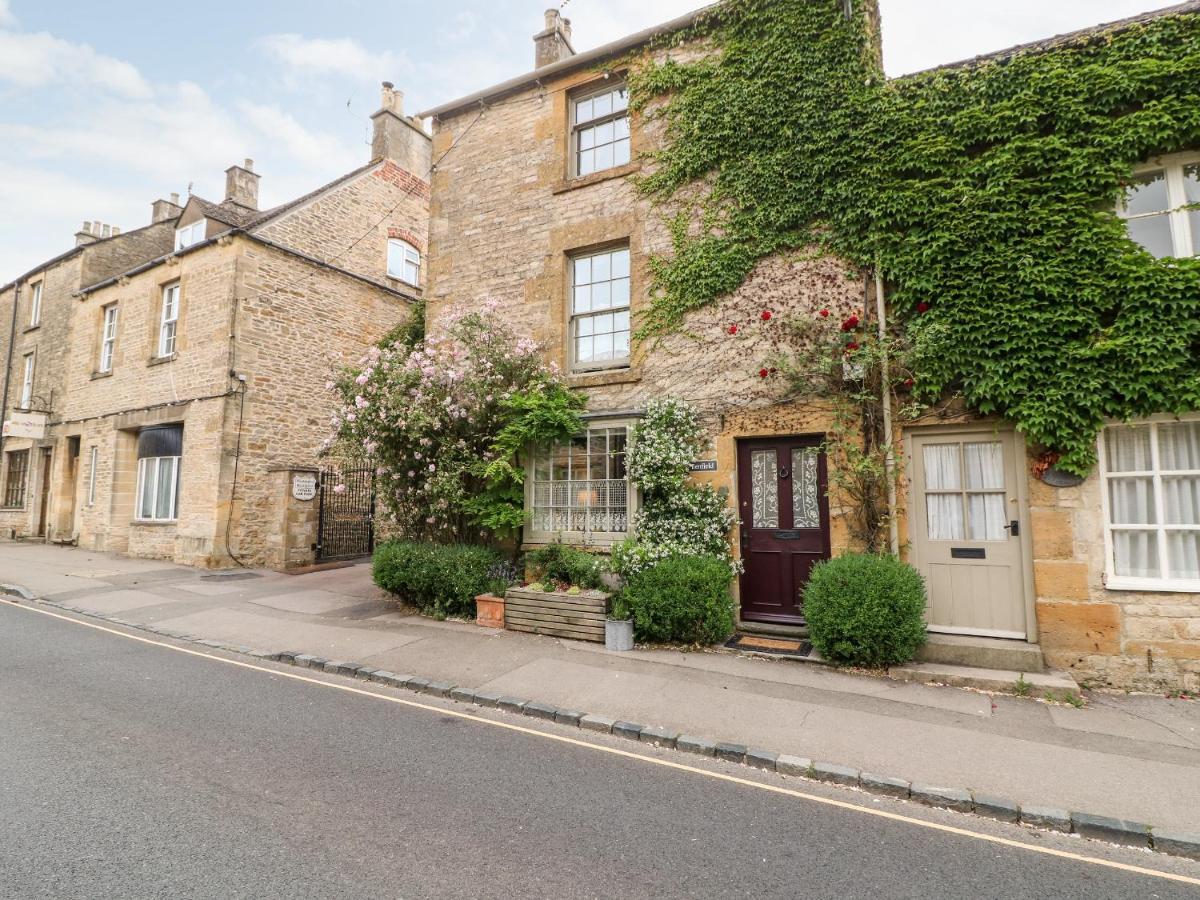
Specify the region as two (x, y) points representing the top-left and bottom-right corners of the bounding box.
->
(627, 0), (1200, 473)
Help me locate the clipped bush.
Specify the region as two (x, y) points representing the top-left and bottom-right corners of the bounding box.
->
(525, 543), (605, 590)
(802, 553), (927, 667)
(373, 541), (502, 619)
(618, 554), (735, 645)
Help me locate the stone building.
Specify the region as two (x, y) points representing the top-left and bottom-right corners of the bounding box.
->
(0, 84), (430, 569)
(418, 5), (1200, 689)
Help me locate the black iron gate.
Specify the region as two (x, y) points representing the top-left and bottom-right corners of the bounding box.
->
(316, 468), (376, 561)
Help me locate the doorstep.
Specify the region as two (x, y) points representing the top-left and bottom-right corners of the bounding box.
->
(891, 662), (1079, 698)
(916, 632), (1046, 674)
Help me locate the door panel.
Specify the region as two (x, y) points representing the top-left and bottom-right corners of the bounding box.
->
(911, 430), (1028, 638)
(737, 436), (831, 625)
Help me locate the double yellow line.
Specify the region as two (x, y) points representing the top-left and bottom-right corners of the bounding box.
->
(5, 597), (1199, 888)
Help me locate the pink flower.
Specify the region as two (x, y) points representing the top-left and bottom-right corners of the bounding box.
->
(332, 484), (347, 494)
(355, 373), (369, 385)
(760, 310), (772, 321)
(428, 463), (436, 472)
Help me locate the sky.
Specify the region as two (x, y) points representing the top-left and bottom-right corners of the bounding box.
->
(0, 0), (1180, 283)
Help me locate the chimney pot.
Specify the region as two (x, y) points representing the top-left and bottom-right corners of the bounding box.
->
(380, 81), (404, 116)
(101, 224), (112, 238)
(152, 195), (184, 224)
(370, 81), (430, 171)
(170, 192), (180, 205)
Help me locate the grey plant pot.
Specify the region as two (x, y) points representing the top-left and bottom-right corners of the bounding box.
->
(605, 618), (634, 652)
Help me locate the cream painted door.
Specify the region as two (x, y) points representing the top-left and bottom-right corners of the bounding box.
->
(910, 430), (1028, 639)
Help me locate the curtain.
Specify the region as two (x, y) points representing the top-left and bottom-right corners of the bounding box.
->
(923, 444), (963, 540)
(1113, 531), (1159, 578)
(1106, 425), (1152, 471)
(1109, 477), (1155, 524)
(1167, 532), (1200, 580)
(1159, 422), (1200, 471)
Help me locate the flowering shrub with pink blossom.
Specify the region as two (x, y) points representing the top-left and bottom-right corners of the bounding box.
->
(325, 301), (585, 542)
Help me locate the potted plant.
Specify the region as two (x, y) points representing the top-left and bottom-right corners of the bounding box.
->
(476, 563), (518, 630)
(605, 594), (634, 652)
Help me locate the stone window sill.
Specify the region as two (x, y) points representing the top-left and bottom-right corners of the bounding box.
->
(1105, 576), (1200, 594)
(147, 354), (176, 367)
(565, 366), (641, 389)
(130, 520), (177, 527)
(90, 370), (113, 381)
(22, 324), (40, 334)
(552, 161), (641, 195)
(0, 506), (26, 512)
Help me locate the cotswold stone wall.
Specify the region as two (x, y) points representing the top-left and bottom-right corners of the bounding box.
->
(1029, 471), (1200, 692)
(254, 161), (430, 292)
(222, 240), (412, 566)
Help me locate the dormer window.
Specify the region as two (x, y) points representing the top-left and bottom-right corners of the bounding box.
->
(387, 239), (421, 286)
(174, 220), (206, 251)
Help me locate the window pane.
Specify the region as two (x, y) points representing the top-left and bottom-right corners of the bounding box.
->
(1184, 164), (1200, 204)
(792, 447), (820, 528)
(1126, 214), (1176, 258)
(592, 92), (612, 118)
(926, 494), (964, 540)
(1166, 531), (1200, 580)
(613, 87), (629, 111)
(594, 121), (614, 145)
(575, 336), (594, 362)
(572, 284), (591, 314)
(1163, 476), (1200, 525)
(1123, 170), (1169, 215)
(592, 252), (610, 282)
(578, 149), (595, 176)
(576, 316), (593, 337)
(1113, 530), (1159, 578)
(1109, 476), (1156, 524)
(923, 444), (961, 490)
(615, 117), (630, 140)
(595, 143), (614, 171)
(138, 459), (155, 519)
(574, 257), (591, 285)
(551, 445), (569, 480)
(1159, 422), (1200, 470)
(750, 449), (779, 529)
(1191, 210), (1200, 257)
(612, 249), (630, 278)
(614, 139), (631, 167)
(575, 98), (592, 122)
(611, 277), (630, 308)
(614, 309), (630, 331)
(963, 442), (1004, 490)
(967, 493), (1007, 540)
(613, 331), (630, 359)
(1105, 426), (1152, 472)
(156, 457), (175, 518)
(579, 127), (595, 151)
(591, 280), (612, 310)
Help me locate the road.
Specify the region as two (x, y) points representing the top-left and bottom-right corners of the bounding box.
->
(2, 599), (1197, 899)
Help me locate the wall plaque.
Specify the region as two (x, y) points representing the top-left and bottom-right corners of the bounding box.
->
(690, 460), (718, 472)
(292, 472), (318, 501)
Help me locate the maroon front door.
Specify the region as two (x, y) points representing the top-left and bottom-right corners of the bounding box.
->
(736, 436), (831, 625)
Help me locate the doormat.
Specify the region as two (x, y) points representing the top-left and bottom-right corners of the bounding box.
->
(724, 634), (813, 658)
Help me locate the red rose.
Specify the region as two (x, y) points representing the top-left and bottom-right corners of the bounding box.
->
(760, 310), (773, 321)
(841, 314), (860, 332)
(728, 324), (739, 335)
(819, 309), (830, 318)
(917, 302), (931, 313)
(904, 377), (915, 388)
(846, 341), (860, 351)
(758, 368), (769, 379)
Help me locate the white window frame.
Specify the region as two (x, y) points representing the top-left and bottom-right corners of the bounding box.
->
(525, 418), (637, 546)
(29, 281), (42, 327)
(158, 283), (180, 358)
(569, 245), (632, 372)
(571, 81), (631, 178)
(174, 220), (206, 251)
(1098, 414), (1200, 592)
(387, 239), (421, 286)
(135, 455), (181, 522)
(99, 304), (118, 373)
(87, 446), (98, 506)
(19, 352), (34, 409)
(1118, 152), (1199, 259)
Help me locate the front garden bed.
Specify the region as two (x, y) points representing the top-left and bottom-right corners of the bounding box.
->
(504, 587), (608, 643)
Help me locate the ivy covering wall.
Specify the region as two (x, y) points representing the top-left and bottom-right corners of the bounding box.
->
(630, 0), (1200, 472)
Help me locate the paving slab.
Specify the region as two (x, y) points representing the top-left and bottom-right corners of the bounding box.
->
(248, 589), (368, 616)
(44, 588), (180, 615)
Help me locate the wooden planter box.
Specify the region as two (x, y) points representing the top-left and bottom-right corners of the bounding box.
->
(504, 588), (608, 643)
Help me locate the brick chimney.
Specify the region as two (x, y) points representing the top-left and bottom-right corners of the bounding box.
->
(74, 221), (120, 246)
(370, 82), (432, 174)
(151, 192), (183, 224)
(534, 9), (574, 68)
(224, 159), (259, 210)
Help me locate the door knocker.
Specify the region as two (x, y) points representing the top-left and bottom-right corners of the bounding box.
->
(778, 466), (790, 479)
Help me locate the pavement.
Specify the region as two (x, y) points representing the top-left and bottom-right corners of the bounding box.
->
(2, 541), (1199, 837)
(4, 600), (1200, 898)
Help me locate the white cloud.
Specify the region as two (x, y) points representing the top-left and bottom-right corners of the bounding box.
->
(257, 33), (410, 83)
(0, 0), (16, 28)
(0, 29), (152, 97)
(440, 11), (479, 44)
(237, 100), (360, 174)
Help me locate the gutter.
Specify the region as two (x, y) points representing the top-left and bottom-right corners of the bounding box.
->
(417, 2), (722, 120)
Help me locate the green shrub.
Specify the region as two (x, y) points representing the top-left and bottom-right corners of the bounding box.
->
(526, 543), (605, 589)
(373, 541), (502, 619)
(803, 553), (927, 667)
(618, 554), (735, 645)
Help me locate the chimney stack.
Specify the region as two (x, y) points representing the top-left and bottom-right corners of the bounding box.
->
(370, 81), (432, 175)
(534, 9), (574, 68)
(224, 158), (260, 210)
(75, 220), (119, 246)
(152, 194), (184, 224)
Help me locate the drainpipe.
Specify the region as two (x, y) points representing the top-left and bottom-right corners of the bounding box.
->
(875, 267), (900, 556)
(0, 284), (19, 458)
